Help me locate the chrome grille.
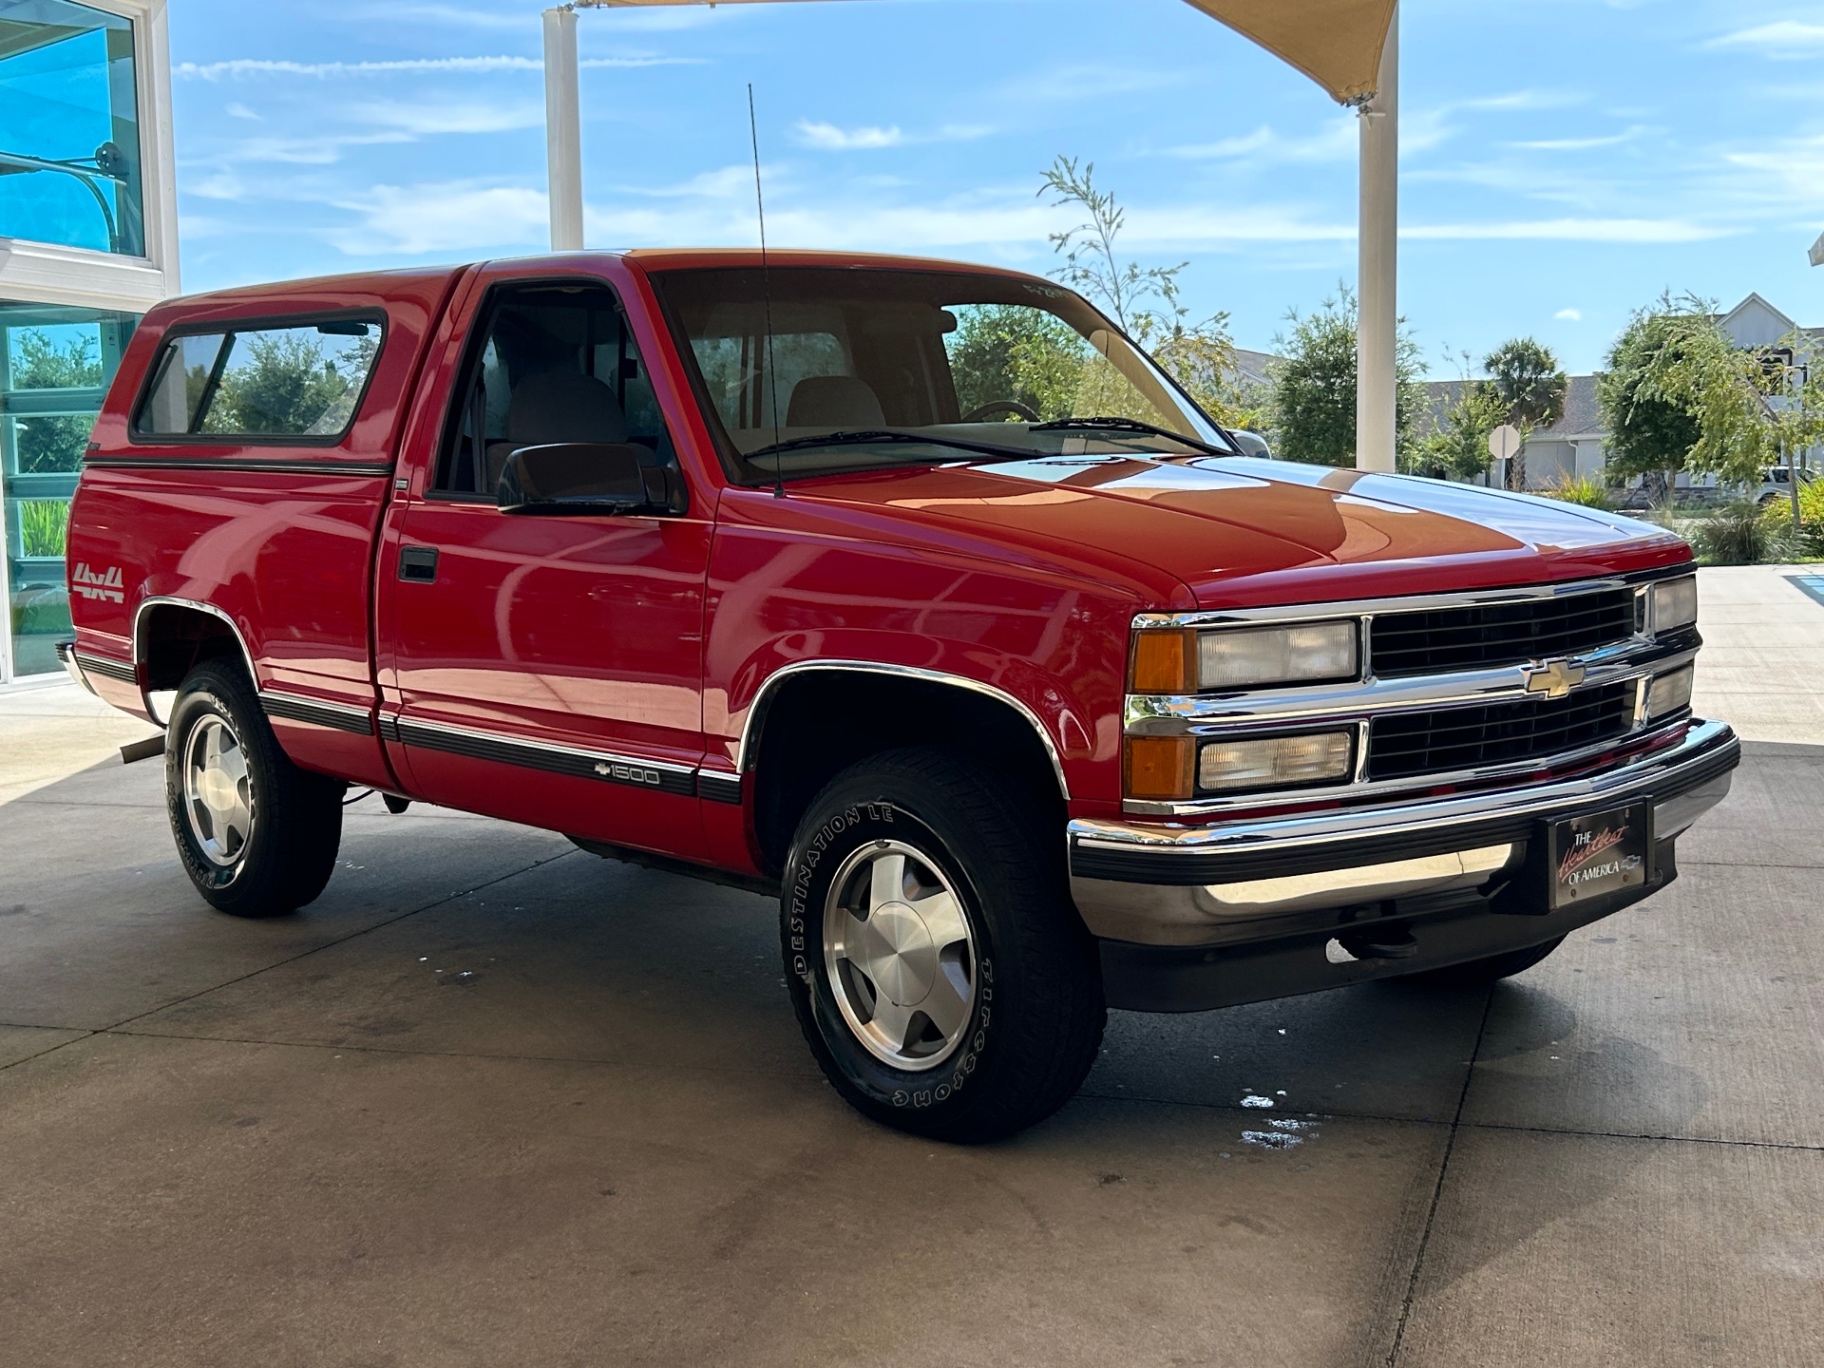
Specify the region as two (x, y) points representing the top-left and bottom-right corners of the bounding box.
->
(1369, 588), (1638, 679)
(1366, 681), (1638, 782)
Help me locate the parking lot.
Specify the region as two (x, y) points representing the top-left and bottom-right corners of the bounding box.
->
(2, 565), (1820, 1367)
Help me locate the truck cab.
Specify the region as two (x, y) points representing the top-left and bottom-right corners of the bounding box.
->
(60, 250), (1739, 1142)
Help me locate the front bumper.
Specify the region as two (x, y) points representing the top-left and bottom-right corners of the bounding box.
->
(1069, 718), (1740, 1010)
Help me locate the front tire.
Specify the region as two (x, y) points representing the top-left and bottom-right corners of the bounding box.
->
(782, 748), (1105, 1143)
(165, 658), (345, 917)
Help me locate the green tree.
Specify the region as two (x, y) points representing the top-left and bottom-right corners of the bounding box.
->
(1406, 366), (1505, 482)
(207, 332), (370, 436)
(1037, 156), (1249, 426)
(10, 329), (103, 474)
(1267, 286), (1424, 468)
(1483, 337), (1567, 490)
(1597, 299), (1703, 503)
(947, 304), (1089, 421)
(1628, 296), (1824, 490)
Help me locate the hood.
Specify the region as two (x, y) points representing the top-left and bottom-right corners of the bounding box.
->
(790, 455), (1691, 609)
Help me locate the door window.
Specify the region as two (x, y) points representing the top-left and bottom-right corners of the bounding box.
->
(433, 282), (678, 500)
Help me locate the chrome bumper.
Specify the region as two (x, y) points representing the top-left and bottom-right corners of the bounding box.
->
(1070, 719), (1739, 947)
(54, 640), (96, 696)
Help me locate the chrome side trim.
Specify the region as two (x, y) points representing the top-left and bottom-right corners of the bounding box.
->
(72, 649), (137, 686)
(259, 690), (376, 736)
(389, 714), (700, 799)
(1131, 566), (1689, 631)
(1075, 719), (1737, 862)
(735, 659), (1071, 801)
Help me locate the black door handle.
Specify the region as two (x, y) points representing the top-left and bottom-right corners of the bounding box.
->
(398, 546), (439, 583)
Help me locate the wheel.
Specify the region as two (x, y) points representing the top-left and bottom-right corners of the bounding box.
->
(962, 400), (1041, 423)
(1402, 936), (1564, 988)
(165, 658), (345, 917)
(781, 748), (1105, 1143)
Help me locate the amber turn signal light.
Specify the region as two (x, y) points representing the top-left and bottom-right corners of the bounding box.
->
(1124, 736), (1195, 802)
(1130, 629), (1197, 694)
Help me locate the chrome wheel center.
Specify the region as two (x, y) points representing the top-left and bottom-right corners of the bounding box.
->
(824, 840), (977, 1072)
(183, 715), (253, 868)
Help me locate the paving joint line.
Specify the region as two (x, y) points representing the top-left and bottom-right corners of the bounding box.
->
(1385, 985), (1495, 1368)
(0, 849), (580, 1077)
(94, 1024), (823, 1079)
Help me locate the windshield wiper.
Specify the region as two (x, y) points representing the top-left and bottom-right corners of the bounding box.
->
(746, 429), (1036, 465)
(1028, 416), (1229, 454)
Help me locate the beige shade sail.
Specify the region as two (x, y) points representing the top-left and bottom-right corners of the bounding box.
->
(596, 0), (1396, 103)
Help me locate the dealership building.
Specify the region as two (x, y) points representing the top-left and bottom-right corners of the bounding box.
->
(1, 0), (177, 682)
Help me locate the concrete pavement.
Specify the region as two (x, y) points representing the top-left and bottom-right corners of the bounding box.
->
(1, 567), (1819, 1367)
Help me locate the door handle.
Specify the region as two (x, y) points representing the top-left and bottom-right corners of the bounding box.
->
(398, 546), (439, 583)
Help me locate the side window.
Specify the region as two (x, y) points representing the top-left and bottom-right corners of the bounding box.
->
(433, 283), (678, 499)
(134, 319), (381, 440)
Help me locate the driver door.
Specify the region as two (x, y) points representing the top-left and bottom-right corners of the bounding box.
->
(379, 272), (712, 858)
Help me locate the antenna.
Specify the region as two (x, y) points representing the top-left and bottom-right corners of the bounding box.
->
(748, 84), (785, 499)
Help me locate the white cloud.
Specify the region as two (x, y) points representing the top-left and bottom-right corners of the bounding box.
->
(1403, 218), (1730, 243)
(352, 100), (545, 136)
(225, 102), (259, 121)
(1509, 127), (1648, 152)
(1169, 119), (1357, 164)
(1706, 21), (1824, 58)
(795, 121), (904, 151)
(175, 54), (696, 81)
(1555, 308), (1583, 321)
(330, 182), (550, 255)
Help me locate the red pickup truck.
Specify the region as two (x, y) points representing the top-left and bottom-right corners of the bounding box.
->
(59, 250), (1738, 1142)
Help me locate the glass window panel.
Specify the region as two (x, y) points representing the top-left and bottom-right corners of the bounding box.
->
(0, 0), (145, 256)
(1, 301), (138, 679)
(135, 321), (382, 439)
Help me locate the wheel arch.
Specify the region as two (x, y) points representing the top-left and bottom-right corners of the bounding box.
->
(740, 662), (1071, 878)
(134, 598), (259, 717)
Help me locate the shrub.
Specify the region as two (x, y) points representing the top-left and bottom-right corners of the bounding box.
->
(1690, 499), (1789, 565)
(18, 500), (69, 559)
(1543, 473), (1610, 508)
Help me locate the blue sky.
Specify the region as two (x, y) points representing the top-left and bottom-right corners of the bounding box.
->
(168, 0), (1824, 377)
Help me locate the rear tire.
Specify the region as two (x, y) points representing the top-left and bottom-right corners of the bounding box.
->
(1403, 936), (1564, 988)
(165, 658), (344, 918)
(782, 747), (1105, 1143)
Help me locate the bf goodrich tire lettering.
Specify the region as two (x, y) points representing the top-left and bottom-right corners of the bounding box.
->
(165, 659), (345, 918)
(782, 747), (1105, 1143)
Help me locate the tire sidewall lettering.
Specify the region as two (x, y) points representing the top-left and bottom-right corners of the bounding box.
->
(786, 798), (991, 1111)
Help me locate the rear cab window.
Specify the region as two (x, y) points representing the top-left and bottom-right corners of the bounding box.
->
(131, 315), (384, 443)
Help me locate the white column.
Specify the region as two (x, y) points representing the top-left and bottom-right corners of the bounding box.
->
(1355, 2), (1399, 473)
(543, 6), (585, 251)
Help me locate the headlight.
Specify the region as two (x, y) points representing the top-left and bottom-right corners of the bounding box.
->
(1123, 729), (1355, 802)
(1131, 621), (1360, 693)
(1646, 663), (1694, 721)
(1198, 731), (1355, 794)
(1651, 576), (1698, 635)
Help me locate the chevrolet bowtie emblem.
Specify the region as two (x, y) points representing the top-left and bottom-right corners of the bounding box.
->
(1524, 659), (1587, 700)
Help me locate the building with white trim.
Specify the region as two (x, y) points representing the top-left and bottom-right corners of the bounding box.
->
(1, 0), (178, 682)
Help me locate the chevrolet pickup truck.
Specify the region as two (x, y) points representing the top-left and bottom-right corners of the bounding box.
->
(60, 250), (1740, 1142)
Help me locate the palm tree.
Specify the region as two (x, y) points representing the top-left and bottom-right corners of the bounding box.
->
(1484, 338), (1568, 490)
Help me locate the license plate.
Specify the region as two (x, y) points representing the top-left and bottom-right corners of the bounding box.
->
(1549, 804), (1649, 909)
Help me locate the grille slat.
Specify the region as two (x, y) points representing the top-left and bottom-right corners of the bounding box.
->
(1366, 681), (1637, 781)
(1369, 589), (1638, 677)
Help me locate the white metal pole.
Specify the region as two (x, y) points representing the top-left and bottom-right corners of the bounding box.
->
(1355, 2), (1398, 473)
(544, 5), (585, 251)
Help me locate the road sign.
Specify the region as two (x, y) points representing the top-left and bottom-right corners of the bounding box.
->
(1488, 424), (1522, 463)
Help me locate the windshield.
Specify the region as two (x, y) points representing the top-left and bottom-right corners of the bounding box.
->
(647, 265), (1234, 482)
